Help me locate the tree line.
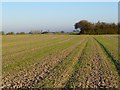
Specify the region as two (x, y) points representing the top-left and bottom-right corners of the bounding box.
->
(74, 20), (119, 35)
(1, 20), (119, 35)
(1, 30), (49, 35)
(1, 30), (66, 35)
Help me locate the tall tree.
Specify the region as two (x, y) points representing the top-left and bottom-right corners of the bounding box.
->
(74, 20), (118, 35)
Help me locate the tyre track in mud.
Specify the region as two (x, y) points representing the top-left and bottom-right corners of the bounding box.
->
(94, 37), (120, 76)
(65, 37), (118, 88)
(2, 37), (87, 89)
(94, 37), (120, 88)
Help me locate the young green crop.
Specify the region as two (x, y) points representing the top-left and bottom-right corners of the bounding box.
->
(2, 35), (119, 89)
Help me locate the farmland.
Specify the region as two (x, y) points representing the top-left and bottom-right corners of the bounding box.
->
(2, 35), (120, 89)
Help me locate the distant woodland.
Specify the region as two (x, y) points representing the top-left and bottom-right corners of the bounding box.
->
(1, 20), (119, 35)
(74, 20), (119, 35)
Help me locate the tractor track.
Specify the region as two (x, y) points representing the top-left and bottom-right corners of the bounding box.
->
(65, 37), (118, 89)
(2, 35), (119, 89)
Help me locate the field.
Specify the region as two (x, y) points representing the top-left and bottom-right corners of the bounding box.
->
(2, 35), (120, 89)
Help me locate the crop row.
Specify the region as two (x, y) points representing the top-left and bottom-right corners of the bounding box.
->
(2, 35), (119, 89)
